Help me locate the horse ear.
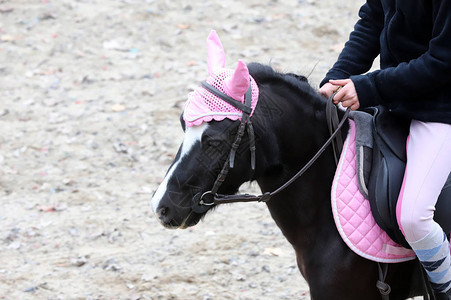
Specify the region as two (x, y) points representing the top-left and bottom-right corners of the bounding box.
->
(224, 60), (250, 101)
(207, 30), (225, 75)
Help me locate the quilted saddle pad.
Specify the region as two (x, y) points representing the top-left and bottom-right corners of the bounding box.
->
(331, 119), (416, 263)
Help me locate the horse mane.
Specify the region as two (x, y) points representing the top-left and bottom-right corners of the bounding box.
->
(247, 62), (324, 105)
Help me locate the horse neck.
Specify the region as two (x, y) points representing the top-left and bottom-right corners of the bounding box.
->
(253, 84), (340, 247)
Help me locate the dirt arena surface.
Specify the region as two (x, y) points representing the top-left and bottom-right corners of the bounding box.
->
(0, 0), (366, 299)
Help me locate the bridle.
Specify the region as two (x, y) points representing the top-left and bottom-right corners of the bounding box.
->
(191, 80), (256, 213)
(191, 81), (350, 214)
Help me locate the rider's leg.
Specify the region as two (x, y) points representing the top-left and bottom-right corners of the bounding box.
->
(397, 120), (451, 295)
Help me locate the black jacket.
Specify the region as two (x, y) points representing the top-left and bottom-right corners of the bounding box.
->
(321, 0), (451, 124)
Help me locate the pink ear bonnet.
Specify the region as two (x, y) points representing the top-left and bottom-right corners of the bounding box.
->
(183, 30), (259, 127)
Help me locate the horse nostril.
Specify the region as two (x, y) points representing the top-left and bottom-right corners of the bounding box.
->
(156, 206), (178, 227)
(157, 206), (169, 218)
(161, 207), (168, 216)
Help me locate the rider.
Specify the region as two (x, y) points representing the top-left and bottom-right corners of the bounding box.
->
(318, 0), (451, 298)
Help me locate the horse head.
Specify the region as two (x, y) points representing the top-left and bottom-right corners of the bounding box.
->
(150, 31), (259, 229)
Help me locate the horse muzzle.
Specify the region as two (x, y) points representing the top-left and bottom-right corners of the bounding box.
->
(151, 193), (203, 229)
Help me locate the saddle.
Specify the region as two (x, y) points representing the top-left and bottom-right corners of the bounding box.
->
(366, 106), (451, 248)
(331, 105), (450, 298)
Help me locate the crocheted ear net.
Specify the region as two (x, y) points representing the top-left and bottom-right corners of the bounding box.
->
(182, 30), (258, 127)
(183, 69), (259, 127)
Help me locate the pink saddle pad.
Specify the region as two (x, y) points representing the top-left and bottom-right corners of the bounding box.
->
(331, 119), (416, 263)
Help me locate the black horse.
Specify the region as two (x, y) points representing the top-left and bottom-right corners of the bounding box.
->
(150, 62), (437, 299)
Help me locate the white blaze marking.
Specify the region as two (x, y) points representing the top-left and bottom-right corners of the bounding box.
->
(150, 123), (208, 214)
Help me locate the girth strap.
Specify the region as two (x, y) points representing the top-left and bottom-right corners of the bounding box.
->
(376, 263), (391, 300)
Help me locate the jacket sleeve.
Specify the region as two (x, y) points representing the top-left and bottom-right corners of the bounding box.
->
(320, 0), (384, 87)
(353, 0), (451, 108)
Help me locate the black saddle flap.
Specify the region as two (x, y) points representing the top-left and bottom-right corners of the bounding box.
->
(368, 106), (411, 248)
(371, 106), (410, 161)
(368, 106), (451, 248)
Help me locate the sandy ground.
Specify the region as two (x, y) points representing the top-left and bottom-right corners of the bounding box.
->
(0, 0), (365, 299)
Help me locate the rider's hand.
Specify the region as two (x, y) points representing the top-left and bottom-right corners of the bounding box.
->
(318, 82), (340, 99)
(329, 79), (360, 111)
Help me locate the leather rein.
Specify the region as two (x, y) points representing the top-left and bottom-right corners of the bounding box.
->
(191, 83), (350, 213)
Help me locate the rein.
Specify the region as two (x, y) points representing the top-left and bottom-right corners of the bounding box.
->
(191, 88), (350, 213)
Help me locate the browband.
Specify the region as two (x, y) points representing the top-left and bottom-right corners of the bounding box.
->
(201, 81), (253, 115)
